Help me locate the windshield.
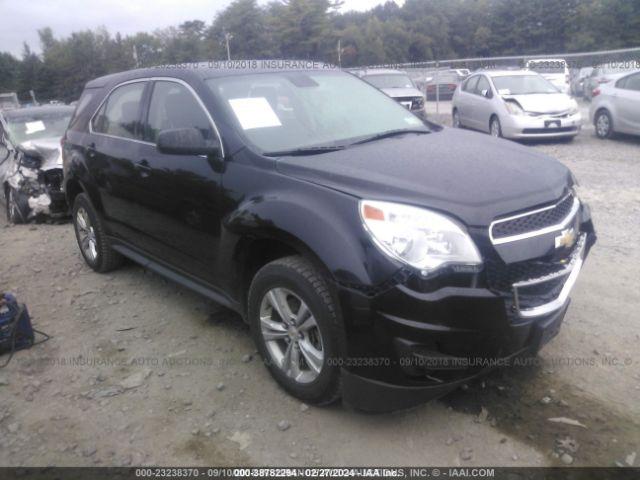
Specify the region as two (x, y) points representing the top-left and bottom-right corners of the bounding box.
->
(5, 108), (73, 144)
(527, 61), (566, 74)
(207, 71), (427, 153)
(362, 74), (415, 89)
(491, 75), (559, 95)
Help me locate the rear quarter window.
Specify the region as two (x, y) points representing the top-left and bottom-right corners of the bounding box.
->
(92, 82), (146, 140)
(462, 76), (479, 92)
(67, 88), (98, 132)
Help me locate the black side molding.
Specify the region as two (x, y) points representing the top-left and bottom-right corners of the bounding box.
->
(110, 240), (242, 314)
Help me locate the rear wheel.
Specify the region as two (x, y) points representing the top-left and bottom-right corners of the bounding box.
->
(490, 116), (502, 138)
(72, 193), (123, 272)
(452, 109), (461, 128)
(595, 110), (613, 139)
(248, 255), (342, 405)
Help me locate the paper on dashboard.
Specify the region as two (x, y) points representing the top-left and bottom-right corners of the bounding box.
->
(228, 97), (283, 130)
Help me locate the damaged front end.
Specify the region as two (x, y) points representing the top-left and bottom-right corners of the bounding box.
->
(3, 139), (68, 222)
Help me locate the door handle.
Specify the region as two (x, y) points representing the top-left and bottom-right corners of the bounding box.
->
(137, 159), (151, 177)
(86, 142), (96, 158)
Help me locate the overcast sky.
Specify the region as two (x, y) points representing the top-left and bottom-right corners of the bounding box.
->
(0, 0), (403, 57)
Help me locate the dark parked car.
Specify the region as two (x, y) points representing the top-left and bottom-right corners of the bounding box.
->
(63, 63), (596, 412)
(424, 70), (466, 100)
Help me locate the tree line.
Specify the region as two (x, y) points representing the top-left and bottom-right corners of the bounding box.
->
(1, 0), (639, 103)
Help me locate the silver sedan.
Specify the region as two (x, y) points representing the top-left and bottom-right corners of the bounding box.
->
(452, 70), (581, 140)
(589, 69), (640, 139)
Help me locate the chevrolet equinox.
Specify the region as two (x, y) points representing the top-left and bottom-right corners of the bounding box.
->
(62, 63), (596, 412)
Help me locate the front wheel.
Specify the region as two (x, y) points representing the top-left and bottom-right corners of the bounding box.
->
(490, 116), (502, 138)
(452, 109), (461, 128)
(248, 256), (342, 405)
(5, 186), (28, 224)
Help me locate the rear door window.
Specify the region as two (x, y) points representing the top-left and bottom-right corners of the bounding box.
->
(92, 82), (146, 140)
(144, 81), (216, 144)
(620, 73), (640, 91)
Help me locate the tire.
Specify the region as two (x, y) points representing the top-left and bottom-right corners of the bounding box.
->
(594, 109), (613, 139)
(72, 193), (123, 272)
(5, 186), (28, 224)
(452, 109), (461, 128)
(490, 116), (502, 138)
(248, 255), (342, 405)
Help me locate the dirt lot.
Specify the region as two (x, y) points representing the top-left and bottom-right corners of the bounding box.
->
(0, 117), (639, 467)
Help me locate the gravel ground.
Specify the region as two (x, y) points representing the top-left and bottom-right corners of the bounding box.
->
(0, 116), (639, 467)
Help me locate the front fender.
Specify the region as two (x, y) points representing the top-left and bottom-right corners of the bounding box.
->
(222, 178), (401, 291)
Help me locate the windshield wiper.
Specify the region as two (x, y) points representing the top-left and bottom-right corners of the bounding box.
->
(350, 128), (430, 146)
(264, 145), (346, 157)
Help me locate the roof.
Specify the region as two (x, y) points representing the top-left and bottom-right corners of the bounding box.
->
(476, 70), (539, 77)
(85, 60), (340, 89)
(2, 105), (74, 120)
(526, 58), (567, 63)
(357, 69), (407, 76)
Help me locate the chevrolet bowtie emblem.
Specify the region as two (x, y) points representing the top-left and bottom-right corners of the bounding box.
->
(555, 228), (577, 249)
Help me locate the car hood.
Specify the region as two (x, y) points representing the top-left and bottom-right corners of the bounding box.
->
(501, 93), (574, 114)
(275, 128), (572, 227)
(381, 87), (424, 98)
(18, 137), (62, 171)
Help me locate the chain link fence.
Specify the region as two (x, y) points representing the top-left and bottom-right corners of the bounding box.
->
(358, 46), (640, 119)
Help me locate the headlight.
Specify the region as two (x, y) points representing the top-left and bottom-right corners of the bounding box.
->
(568, 100), (579, 115)
(504, 100), (524, 116)
(360, 200), (482, 275)
(571, 182), (584, 202)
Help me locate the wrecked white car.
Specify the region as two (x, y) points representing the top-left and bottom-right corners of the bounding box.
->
(0, 106), (74, 223)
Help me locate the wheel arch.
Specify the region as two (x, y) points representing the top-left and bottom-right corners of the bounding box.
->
(232, 230), (339, 319)
(64, 175), (105, 214)
(594, 107), (612, 125)
(222, 188), (400, 316)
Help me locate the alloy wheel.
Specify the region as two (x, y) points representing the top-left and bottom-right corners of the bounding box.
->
(259, 287), (324, 384)
(491, 119), (501, 137)
(76, 207), (98, 262)
(452, 111), (460, 128)
(596, 113), (610, 138)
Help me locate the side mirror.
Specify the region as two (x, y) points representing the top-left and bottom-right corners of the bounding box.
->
(156, 128), (220, 157)
(482, 89), (493, 99)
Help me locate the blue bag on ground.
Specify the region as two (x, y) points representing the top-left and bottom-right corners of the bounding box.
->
(0, 293), (35, 364)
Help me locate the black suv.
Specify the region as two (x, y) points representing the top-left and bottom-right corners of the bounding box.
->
(63, 62), (595, 412)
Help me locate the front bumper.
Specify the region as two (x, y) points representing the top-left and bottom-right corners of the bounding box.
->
(342, 304), (568, 412)
(337, 208), (595, 412)
(501, 112), (582, 139)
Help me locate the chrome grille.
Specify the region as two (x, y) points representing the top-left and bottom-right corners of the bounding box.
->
(490, 193), (578, 244)
(485, 257), (567, 292)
